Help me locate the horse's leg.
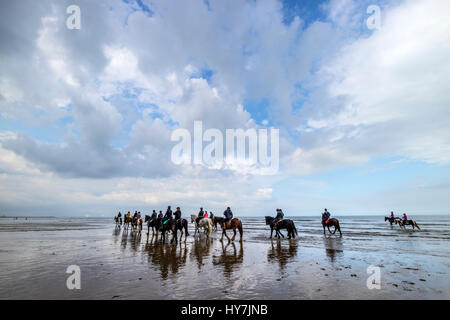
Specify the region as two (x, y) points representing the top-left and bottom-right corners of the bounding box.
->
(224, 229), (230, 241)
(231, 228), (236, 241)
(270, 227), (273, 239)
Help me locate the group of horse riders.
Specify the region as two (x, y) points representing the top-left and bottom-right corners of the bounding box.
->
(115, 206), (236, 231)
(390, 211), (409, 222)
(115, 211), (142, 226)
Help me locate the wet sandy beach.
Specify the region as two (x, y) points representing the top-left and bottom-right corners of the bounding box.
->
(0, 215), (449, 299)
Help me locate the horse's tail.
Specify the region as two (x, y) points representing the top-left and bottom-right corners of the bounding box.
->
(414, 221), (420, 230)
(184, 220), (189, 236)
(292, 221), (298, 236)
(238, 220), (243, 238)
(336, 220), (342, 235)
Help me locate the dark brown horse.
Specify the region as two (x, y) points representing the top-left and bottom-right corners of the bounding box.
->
(171, 218), (189, 242)
(220, 218), (243, 242)
(322, 218), (342, 236)
(265, 216), (298, 239)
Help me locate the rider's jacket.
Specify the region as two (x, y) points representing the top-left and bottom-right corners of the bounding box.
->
(164, 208), (173, 219)
(198, 210), (204, 218)
(322, 212), (330, 221)
(151, 211), (157, 219)
(157, 213), (163, 219)
(274, 211), (284, 221)
(224, 209), (233, 220)
(174, 210), (181, 220)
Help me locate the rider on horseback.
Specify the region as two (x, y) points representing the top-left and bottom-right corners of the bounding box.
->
(196, 207), (204, 225)
(151, 210), (157, 220)
(322, 208), (331, 224)
(402, 213), (408, 222)
(223, 207), (233, 226)
(174, 207), (182, 228)
(273, 209), (284, 226)
(391, 211), (395, 218)
(163, 206), (173, 225)
(157, 210), (163, 220)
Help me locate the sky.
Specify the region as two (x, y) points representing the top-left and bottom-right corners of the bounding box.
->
(0, 0), (449, 217)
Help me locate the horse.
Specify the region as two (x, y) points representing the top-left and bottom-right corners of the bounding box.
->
(322, 218), (342, 236)
(123, 216), (132, 229)
(114, 216), (122, 228)
(171, 218), (190, 242)
(385, 216), (396, 226)
(220, 218), (243, 242)
(131, 217), (143, 233)
(265, 216), (298, 239)
(213, 216), (224, 231)
(144, 215), (160, 235)
(190, 215), (213, 238)
(158, 218), (175, 243)
(397, 219), (420, 230)
(212, 216), (220, 231)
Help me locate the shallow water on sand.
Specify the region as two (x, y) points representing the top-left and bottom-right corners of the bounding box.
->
(0, 215), (449, 299)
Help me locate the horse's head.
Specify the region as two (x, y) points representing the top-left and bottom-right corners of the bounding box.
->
(265, 216), (273, 225)
(190, 215), (196, 223)
(384, 217), (389, 221)
(144, 215), (150, 222)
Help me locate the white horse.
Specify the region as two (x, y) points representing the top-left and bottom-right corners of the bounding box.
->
(190, 214), (213, 238)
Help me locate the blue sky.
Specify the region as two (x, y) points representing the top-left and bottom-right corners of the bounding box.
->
(0, 0), (449, 217)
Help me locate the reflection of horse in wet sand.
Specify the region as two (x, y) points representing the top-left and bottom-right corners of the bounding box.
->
(190, 215), (213, 238)
(322, 218), (342, 236)
(144, 235), (188, 280)
(265, 216), (298, 239)
(323, 236), (343, 262)
(212, 240), (243, 278)
(267, 239), (298, 270)
(220, 218), (243, 242)
(190, 237), (212, 270)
